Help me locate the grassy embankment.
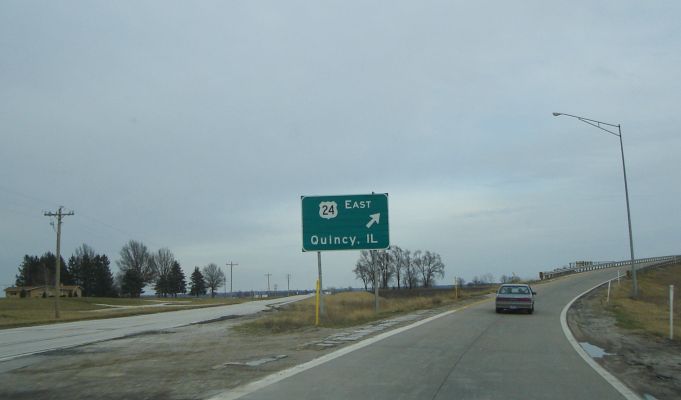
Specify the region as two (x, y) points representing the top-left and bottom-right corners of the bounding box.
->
(238, 286), (495, 334)
(607, 262), (680, 341)
(0, 296), (246, 329)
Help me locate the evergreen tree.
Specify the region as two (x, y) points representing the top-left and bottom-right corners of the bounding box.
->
(168, 261), (186, 297)
(15, 255), (40, 286)
(189, 267), (206, 297)
(15, 253), (70, 287)
(120, 268), (144, 298)
(92, 255), (116, 297)
(154, 274), (170, 297)
(68, 245), (116, 297)
(68, 244), (96, 296)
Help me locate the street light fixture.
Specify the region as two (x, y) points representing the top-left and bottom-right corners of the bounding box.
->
(553, 112), (638, 297)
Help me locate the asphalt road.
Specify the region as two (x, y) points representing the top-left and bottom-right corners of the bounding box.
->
(0, 295), (309, 361)
(216, 268), (635, 400)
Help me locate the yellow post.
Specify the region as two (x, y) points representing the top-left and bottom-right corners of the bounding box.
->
(315, 279), (320, 326)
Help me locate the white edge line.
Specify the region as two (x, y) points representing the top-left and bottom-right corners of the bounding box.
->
(560, 278), (642, 400)
(208, 308), (460, 400)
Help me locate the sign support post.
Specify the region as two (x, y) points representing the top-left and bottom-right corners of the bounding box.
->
(318, 251), (324, 316)
(373, 250), (379, 313)
(315, 279), (320, 326)
(671, 285), (675, 340)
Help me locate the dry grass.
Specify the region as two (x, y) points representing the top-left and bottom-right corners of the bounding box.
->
(238, 287), (492, 334)
(0, 296), (247, 329)
(607, 262), (681, 340)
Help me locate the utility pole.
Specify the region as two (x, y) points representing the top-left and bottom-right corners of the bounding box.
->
(286, 273), (291, 297)
(44, 206), (74, 319)
(265, 273), (272, 296)
(225, 261), (238, 296)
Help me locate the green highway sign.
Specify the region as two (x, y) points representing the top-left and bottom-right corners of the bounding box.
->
(301, 193), (390, 252)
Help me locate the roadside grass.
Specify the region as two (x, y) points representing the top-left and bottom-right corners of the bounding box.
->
(0, 296), (248, 329)
(237, 287), (494, 334)
(606, 262), (681, 340)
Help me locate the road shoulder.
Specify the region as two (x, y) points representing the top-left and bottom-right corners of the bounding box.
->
(567, 285), (681, 399)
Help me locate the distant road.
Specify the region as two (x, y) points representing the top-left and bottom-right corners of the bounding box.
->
(0, 295), (308, 361)
(214, 266), (658, 400)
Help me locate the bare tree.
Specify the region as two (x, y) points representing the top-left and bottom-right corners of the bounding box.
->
(202, 263), (225, 297)
(358, 247), (444, 289)
(415, 251), (445, 288)
(471, 273), (495, 286)
(389, 246), (409, 289)
(481, 273), (495, 284)
(375, 250), (393, 289)
(151, 248), (175, 297)
(405, 250), (420, 289)
(117, 240), (155, 285)
(74, 243), (96, 261)
(353, 250), (375, 290)
(500, 274), (520, 284)
(470, 276), (484, 286)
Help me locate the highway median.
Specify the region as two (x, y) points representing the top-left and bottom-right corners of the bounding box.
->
(0, 296), (248, 329)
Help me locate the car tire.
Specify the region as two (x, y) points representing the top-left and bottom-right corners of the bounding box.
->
(495, 308), (501, 313)
(528, 306), (534, 314)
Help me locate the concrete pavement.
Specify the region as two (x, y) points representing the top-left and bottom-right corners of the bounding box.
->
(214, 269), (633, 400)
(0, 295), (309, 361)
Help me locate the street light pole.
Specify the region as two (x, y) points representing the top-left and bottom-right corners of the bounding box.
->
(553, 112), (638, 296)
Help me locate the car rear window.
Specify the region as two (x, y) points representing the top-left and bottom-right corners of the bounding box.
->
(499, 286), (530, 294)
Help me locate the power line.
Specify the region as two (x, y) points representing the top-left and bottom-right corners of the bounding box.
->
(0, 184), (163, 249)
(0, 184), (60, 208)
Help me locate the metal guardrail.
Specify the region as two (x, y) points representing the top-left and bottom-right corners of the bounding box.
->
(539, 255), (681, 280)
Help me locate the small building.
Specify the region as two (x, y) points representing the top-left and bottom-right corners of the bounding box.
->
(4, 285), (82, 298)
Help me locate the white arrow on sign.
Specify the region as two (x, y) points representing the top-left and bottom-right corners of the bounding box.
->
(366, 213), (381, 229)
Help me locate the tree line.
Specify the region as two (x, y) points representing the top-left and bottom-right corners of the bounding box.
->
(15, 245), (116, 297)
(353, 246), (446, 290)
(14, 240), (227, 298)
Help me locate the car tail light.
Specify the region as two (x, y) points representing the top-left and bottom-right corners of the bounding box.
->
(497, 297), (532, 302)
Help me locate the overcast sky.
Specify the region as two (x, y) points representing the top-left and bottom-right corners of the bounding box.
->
(2, 1), (680, 295)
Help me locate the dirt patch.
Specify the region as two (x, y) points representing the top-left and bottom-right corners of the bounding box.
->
(0, 313), (332, 400)
(568, 285), (681, 399)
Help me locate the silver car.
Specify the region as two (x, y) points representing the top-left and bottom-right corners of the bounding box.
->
(495, 284), (536, 314)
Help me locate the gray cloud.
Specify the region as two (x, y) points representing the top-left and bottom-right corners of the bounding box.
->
(2, 1), (680, 292)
